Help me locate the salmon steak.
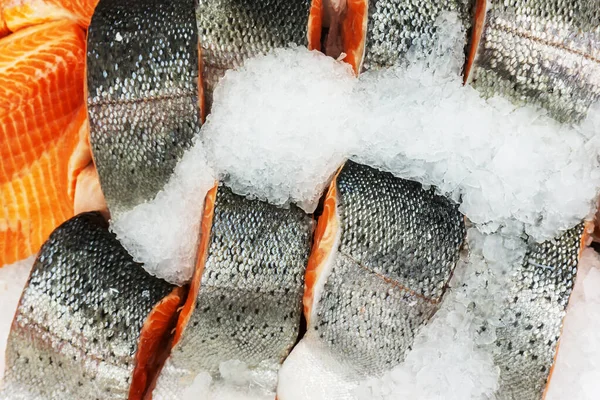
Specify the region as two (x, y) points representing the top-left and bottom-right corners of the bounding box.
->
(0, 0), (599, 399)
(152, 185), (313, 398)
(0, 212), (184, 399)
(86, 0), (201, 216)
(278, 161), (466, 399)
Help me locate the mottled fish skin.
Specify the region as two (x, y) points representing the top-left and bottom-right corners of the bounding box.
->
(0, 212), (175, 400)
(153, 185), (313, 398)
(494, 223), (584, 400)
(311, 161), (465, 375)
(361, 0), (473, 71)
(87, 0), (200, 216)
(197, 0), (311, 111)
(470, 0), (600, 123)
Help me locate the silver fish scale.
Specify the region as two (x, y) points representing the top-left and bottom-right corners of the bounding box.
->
(313, 161), (465, 375)
(153, 185), (312, 398)
(494, 223), (583, 400)
(197, 0), (310, 110)
(471, 0), (600, 123)
(87, 0), (200, 216)
(0, 212), (174, 400)
(362, 0), (473, 70)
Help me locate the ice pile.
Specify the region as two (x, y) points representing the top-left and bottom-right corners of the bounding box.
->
(110, 141), (216, 285)
(356, 229), (525, 400)
(202, 47), (357, 212)
(545, 248), (600, 400)
(202, 12), (600, 242)
(0, 256), (35, 381)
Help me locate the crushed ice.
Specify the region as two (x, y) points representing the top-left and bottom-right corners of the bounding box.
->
(110, 141), (216, 285)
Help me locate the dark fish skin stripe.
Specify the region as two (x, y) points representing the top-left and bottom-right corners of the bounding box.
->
(0, 212), (175, 400)
(87, 0), (201, 215)
(152, 185), (313, 398)
(313, 161), (466, 376)
(494, 223), (584, 400)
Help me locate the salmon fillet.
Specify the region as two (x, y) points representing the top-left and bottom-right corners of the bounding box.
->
(0, 21), (89, 267)
(1, 0), (99, 32)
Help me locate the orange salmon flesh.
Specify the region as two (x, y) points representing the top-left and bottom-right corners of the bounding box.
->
(0, 20), (89, 267)
(1, 0), (99, 32)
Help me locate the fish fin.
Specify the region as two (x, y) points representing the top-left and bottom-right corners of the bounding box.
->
(463, 0), (487, 85)
(303, 166), (342, 326)
(340, 0), (368, 75)
(74, 163), (109, 220)
(129, 286), (187, 400)
(172, 183), (218, 345)
(0, 21), (86, 267)
(2, 0), (99, 32)
(307, 0), (323, 51)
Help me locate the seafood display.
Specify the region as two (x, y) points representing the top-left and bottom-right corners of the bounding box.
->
(0, 0), (598, 399)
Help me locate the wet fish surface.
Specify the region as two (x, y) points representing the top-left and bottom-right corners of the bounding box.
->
(196, 0), (312, 110)
(469, 0), (600, 123)
(362, 0), (473, 71)
(87, 0), (201, 216)
(278, 161), (466, 399)
(152, 185), (313, 398)
(494, 223), (584, 399)
(0, 212), (181, 399)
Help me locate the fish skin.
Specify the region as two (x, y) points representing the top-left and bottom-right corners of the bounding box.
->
(278, 161), (465, 399)
(469, 0), (600, 123)
(0, 21), (89, 267)
(361, 0), (473, 71)
(87, 0), (200, 216)
(153, 185), (313, 398)
(196, 0), (312, 111)
(494, 223), (584, 400)
(0, 212), (176, 399)
(314, 161), (465, 372)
